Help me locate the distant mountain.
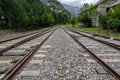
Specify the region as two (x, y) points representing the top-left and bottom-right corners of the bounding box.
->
(40, 0), (70, 17)
(62, 4), (80, 16)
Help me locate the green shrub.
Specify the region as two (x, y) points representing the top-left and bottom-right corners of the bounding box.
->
(99, 14), (108, 29)
(107, 5), (120, 32)
(78, 13), (92, 27)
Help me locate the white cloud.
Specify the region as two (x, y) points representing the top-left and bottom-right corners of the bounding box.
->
(58, 0), (99, 7)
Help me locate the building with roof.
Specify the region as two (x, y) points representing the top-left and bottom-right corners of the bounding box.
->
(92, 0), (120, 26)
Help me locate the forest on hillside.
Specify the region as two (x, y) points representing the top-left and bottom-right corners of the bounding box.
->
(0, 0), (70, 30)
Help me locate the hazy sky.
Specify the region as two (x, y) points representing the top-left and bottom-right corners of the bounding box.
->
(58, 0), (99, 7)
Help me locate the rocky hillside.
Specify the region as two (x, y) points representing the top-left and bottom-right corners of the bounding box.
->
(40, 0), (70, 17)
(63, 4), (80, 16)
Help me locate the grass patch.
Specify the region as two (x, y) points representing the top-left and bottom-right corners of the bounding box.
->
(78, 27), (99, 34)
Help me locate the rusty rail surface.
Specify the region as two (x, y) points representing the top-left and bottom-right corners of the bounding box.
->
(0, 28), (49, 43)
(0, 28), (53, 55)
(81, 30), (120, 41)
(63, 28), (120, 80)
(67, 28), (120, 50)
(66, 27), (120, 41)
(1, 29), (56, 80)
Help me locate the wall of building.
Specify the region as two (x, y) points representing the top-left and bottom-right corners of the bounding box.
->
(92, 0), (119, 27)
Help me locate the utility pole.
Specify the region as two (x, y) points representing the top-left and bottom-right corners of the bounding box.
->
(98, 13), (101, 34)
(75, 15), (78, 27)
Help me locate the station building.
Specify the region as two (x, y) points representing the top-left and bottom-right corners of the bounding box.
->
(91, 0), (120, 26)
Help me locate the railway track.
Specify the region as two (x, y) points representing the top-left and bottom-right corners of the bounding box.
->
(0, 28), (51, 55)
(0, 27), (120, 80)
(0, 28), (54, 79)
(0, 28), (48, 43)
(14, 28), (95, 80)
(1, 28), (55, 80)
(67, 27), (120, 41)
(64, 28), (120, 80)
(81, 30), (120, 41)
(66, 28), (120, 50)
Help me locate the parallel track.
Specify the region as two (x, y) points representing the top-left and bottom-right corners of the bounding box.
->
(0, 27), (120, 80)
(63, 28), (120, 80)
(0, 29), (48, 43)
(67, 28), (120, 41)
(1, 29), (55, 80)
(0, 28), (52, 55)
(66, 28), (120, 50)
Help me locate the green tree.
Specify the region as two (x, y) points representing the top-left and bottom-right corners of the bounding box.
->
(78, 3), (93, 27)
(78, 13), (92, 27)
(70, 17), (76, 27)
(1, 0), (27, 29)
(0, 0), (70, 30)
(99, 14), (108, 29)
(107, 5), (120, 32)
(110, 18), (120, 32)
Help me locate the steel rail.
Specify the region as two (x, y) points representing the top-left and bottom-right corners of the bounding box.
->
(67, 28), (120, 50)
(0, 28), (52, 55)
(0, 28), (49, 43)
(63, 28), (120, 80)
(66, 27), (120, 41)
(1, 29), (56, 80)
(75, 29), (120, 41)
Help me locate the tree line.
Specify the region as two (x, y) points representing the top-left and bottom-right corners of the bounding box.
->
(0, 0), (70, 30)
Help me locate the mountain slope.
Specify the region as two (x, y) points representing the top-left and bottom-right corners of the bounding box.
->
(63, 4), (80, 16)
(40, 0), (70, 15)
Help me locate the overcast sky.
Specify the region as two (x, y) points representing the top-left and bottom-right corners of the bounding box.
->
(58, 0), (99, 8)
